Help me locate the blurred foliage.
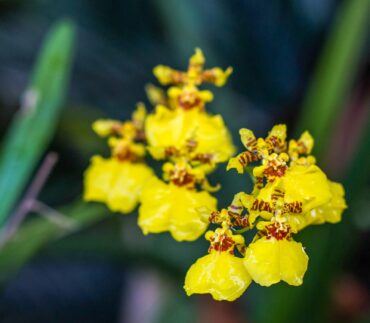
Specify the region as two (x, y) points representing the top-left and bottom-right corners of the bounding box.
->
(297, 0), (370, 158)
(0, 20), (75, 225)
(0, 202), (107, 284)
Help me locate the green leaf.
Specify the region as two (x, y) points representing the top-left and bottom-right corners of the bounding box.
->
(296, 0), (370, 158)
(0, 202), (108, 283)
(0, 20), (76, 226)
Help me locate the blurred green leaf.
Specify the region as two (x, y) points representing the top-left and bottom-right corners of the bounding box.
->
(352, 188), (370, 230)
(0, 203), (198, 284)
(0, 201), (108, 283)
(0, 20), (75, 226)
(296, 0), (370, 158)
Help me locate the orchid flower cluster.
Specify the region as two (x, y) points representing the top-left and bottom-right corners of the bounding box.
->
(184, 125), (347, 300)
(83, 49), (347, 302)
(84, 48), (234, 240)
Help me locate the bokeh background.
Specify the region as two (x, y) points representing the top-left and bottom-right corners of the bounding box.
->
(0, 0), (369, 322)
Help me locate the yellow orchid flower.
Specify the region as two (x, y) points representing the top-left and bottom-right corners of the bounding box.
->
(108, 137), (146, 161)
(244, 222), (308, 286)
(84, 156), (153, 213)
(138, 176), (217, 241)
(184, 251), (251, 301)
(92, 103), (147, 141)
(184, 228), (251, 301)
(227, 124), (287, 174)
(253, 152), (290, 182)
(288, 130), (314, 162)
(209, 207), (251, 229)
(244, 236), (308, 286)
(274, 164), (332, 212)
(255, 164), (332, 214)
(231, 164), (332, 232)
(84, 101), (152, 213)
(153, 48), (232, 87)
(162, 160), (219, 191)
(231, 190), (306, 233)
(92, 119), (122, 137)
(145, 105), (235, 163)
(168, 84), (213, 111)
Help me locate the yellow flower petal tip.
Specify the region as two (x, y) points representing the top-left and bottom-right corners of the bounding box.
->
(145, 84), (167, 106)
(226, 157), (245, 173)
(244, 237), (308, 287)
(299, 131), (314, 153)
(269, 124), (287, 141)
(153, 65), (174, 85)
(83, 156), (153, 213)
(92, 119), (121, 137)
(239, 128), (256, 149)
(138, 177), (217, 241)
(190, 48), (205, 66)
(211, 66), (233, 87)
(184, 252), (252, 301)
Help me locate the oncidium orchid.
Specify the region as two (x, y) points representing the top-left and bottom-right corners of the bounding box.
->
(84, 104), (153, 213)
(184, 125), (347, 300)
(83, 49), (347, 302)
(84, 48), (234, 241)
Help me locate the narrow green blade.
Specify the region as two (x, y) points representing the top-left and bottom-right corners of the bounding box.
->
(0, 20), (75, 225)
(296, 0), (370, 158)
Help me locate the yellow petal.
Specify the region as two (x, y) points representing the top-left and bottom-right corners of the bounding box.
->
(284, 214), (307, 233)
(145, 84), (167, 106)
(189, 48), (205, 67)
(282, 165), (332, 212)
(305, 181), (347, 226)
(84, 155), (115, 202)
(145, 106), (234, 162)
(210, 67), (233, 87)
(257, 164), (332, 215)
(92, 119), (121, 137)
(239, 128), (256, 150)
(298, 131), (314, 154)
(168, 85), (213, 110)
(184, 252), (252, 301)
(83, 156), (153, 213)
(198, 89), (214, 102)
(244, 237), (308, 286)
(226, 155), (245, 174)
(153, 65), (174, 85)
(138, 177), (217, 241)
(132, 102), (146, 126)
(267, 124), (287, 148)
